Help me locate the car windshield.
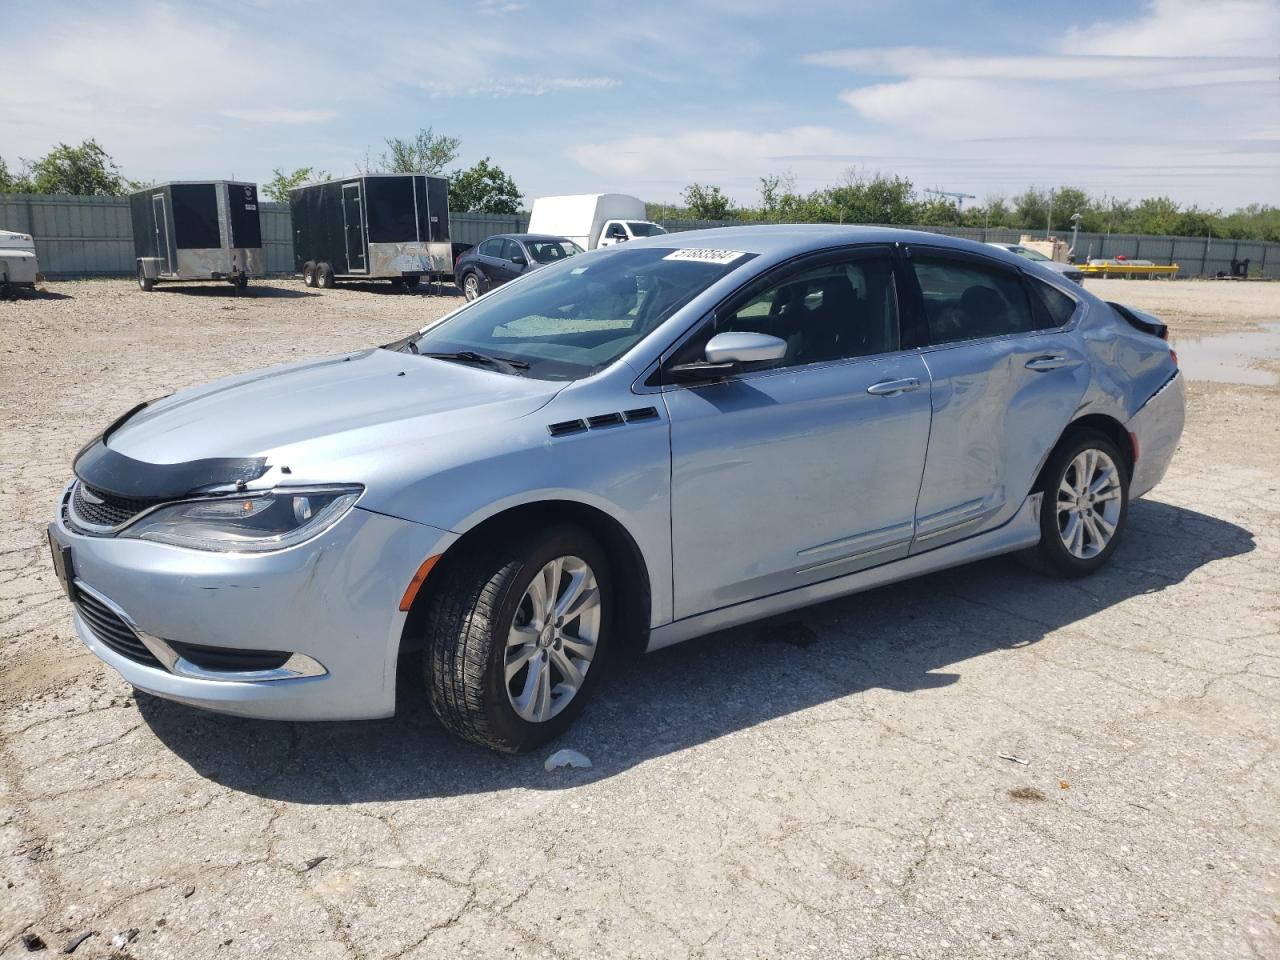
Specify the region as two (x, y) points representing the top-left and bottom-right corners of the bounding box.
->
(1012, 246), (1051, 262)
(627, 221), (667, 237)
(525, 239), (584, 264)
(403, 247), (754, 380)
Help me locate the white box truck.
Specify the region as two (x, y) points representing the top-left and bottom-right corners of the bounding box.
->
(0, 229), (42, 296)
(527, 194), (666, 250)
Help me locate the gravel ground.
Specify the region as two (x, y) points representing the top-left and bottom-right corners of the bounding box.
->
(1, 277), (1277, 959)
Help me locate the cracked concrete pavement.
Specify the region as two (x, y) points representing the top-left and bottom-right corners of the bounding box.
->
(1, 277), (1277, 958)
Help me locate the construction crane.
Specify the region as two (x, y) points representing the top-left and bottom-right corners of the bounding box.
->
(924, 188), (977, 209)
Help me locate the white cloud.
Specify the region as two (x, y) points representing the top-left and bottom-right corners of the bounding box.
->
(421, 77), (618, 98)
(1060, 0), (1280, 56)
(220, 109), (337, 125)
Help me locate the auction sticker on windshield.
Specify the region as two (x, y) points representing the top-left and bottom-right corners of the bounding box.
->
(662, 249), (749, 265)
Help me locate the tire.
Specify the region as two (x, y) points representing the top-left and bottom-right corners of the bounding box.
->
(423, 525), (614, 752)
(402, 275), (421, 290)
(302, 261), (317, 287)
(462, 272), (480, 301)
(316, 262), (335, 289)
(1027, 431), (1129, 578)
(137, 266), (154, 292)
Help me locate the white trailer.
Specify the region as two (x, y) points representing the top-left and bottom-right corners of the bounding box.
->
(527, 193), (666, 250)
(0, 229), (42, 295)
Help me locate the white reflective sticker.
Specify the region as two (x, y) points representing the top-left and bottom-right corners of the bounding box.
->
(663, 248), (748, 265)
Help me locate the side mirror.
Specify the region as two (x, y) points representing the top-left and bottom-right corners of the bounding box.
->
(511, 254), (527, 266)
(705, 331), (787, 364)
(667, 331), (787, 383)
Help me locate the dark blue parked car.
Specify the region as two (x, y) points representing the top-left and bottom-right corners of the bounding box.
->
(455, 233), (584, 300)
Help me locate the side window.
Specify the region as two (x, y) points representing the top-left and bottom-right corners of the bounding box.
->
(478, 238), (501, 257)
(671, 255), (899, 370)
(501, 239), (522, 260)
(912, 256), (1036, 344)
(1027, 277), (1078, 329)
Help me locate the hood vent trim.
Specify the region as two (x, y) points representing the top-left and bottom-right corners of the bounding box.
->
(548, 406), (661, 438)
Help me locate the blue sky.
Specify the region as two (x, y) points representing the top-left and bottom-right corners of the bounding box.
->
(3, 0), (1277, 209)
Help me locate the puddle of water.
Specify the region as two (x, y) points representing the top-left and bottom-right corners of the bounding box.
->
(1171, 322), (1280, 386)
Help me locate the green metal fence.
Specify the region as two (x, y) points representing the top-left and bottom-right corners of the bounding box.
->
(2, 193), (1275, 280)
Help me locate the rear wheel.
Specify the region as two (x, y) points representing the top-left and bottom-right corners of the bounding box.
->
(462, 272), (480, 301)
(1029, 432), (1129, 577)
(316, 262), (335, 289)
(302, 261), (317, 287)
(137, 266), (154, 292)
(423, 525), (613, 752)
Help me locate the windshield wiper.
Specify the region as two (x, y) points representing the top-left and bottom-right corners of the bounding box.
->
(423, 350), (530, 373)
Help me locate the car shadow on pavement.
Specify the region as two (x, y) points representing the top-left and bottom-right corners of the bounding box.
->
(137, 498), (1255, 802)
(152, 285), (316, 299)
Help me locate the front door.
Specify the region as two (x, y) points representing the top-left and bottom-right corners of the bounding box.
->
(342, 182), (366, 273)
(663, 247), (933, 620)
(151, 194), (172, 273)
(904, 247), (1090, 551)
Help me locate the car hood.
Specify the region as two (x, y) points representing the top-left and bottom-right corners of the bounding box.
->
(105, 347), (562, 468)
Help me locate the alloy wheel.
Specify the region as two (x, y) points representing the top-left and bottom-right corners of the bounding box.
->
(1056, 448), (1123, 559)
(505, 556), (601, 723)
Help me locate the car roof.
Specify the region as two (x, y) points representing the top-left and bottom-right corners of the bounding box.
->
(626, 223), (1010, 260)
(483, 233), (575, 243)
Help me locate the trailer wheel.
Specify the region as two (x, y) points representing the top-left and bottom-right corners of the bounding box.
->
(137, 266), (155, 292)
(403, 275), (421, 290)
(302, 262), (317, 287)
(317, 263), (335, 289)
(234, 275), (249, 294)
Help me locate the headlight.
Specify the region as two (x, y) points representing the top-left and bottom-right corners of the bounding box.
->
(121, 486), (362, 553)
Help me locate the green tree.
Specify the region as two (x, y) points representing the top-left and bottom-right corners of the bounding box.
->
(0, 156), (33, 193)
(21, 140), (132, 196)
(447, 157), (522, 214)
(375, 127), (460, 175)
(682, 183), (733, 220)
(913, 196), (963, 226)
(263, 166), (328, 203)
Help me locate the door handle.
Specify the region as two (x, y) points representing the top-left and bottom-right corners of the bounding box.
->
(1025, 355), (1067, 371)
(866, 377), (921, 396)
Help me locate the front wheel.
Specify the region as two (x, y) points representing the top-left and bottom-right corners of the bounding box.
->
(423, 526), (613, 752)
(1029, 432), (1129, 577)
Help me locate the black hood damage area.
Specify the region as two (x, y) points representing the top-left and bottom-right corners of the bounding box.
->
(74, 439), (268, 500)
(71, 398), (269, 499)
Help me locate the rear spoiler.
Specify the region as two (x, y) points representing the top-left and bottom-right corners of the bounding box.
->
(1109, 301), (1168, 341)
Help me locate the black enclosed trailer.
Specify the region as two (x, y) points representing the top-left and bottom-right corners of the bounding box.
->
(289, 174), (450, 289)
(129, 181), (263, 291)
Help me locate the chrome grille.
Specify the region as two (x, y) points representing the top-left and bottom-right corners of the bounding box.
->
(74, 589), (165, 669)
(70, 482), (164, 530)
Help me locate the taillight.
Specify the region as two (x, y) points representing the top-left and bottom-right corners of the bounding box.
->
(1128, 431), (1140, 464)
(1170, 349), (1178, 367)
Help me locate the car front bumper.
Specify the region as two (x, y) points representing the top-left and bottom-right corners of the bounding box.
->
(51, 490), (456, 721)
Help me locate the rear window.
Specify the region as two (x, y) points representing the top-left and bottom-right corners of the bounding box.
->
(912, 255), (1036, 343)
(1028, 278), (1078, 329)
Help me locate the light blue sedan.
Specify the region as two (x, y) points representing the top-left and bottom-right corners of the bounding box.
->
(49, 226), (1185, 752)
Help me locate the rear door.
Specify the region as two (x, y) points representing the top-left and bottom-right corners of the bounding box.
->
(904, 246), (1089, 552)
(341, 182), (366, 273)
(663, 246), (933, 620)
